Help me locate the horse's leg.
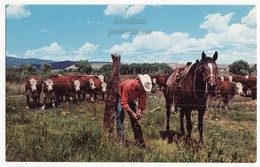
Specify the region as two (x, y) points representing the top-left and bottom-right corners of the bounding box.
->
(166, 101), (171, 131)
(185, 108), (192, 139)
(198, 107), (206, 145)
(179, 107), (185, 134)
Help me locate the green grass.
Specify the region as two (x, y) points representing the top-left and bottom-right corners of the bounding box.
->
(5, 84), (257, 162)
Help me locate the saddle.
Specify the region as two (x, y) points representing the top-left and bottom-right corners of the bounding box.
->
(166, 62), (192, 88)
(165, 62), (193, 105)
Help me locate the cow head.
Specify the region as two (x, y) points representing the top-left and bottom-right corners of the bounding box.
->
(98, 75), (105, 83)
(101, 82), (107, 92)
(43, 79), (54, 92)
(89, 79), (96, 89)
(29, 78), (38, 92)
(72, 79), (81, 92)
(234, 82), (245, 96)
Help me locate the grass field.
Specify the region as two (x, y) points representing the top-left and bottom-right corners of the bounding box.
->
(5, 82), (256, 162)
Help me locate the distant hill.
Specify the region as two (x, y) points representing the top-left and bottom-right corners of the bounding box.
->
(6, 56), (232, 71)
(6, 57), (55, 68)
(33, 60), (76, 70)
(6, 56), (112, 70)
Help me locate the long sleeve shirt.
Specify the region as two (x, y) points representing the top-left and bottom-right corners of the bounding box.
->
(118, 79), (147, 111)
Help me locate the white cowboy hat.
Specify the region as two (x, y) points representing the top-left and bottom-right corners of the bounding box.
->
(138, 74), (152, 92)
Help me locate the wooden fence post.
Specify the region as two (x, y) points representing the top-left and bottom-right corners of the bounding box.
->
(103, 54), (121, 134)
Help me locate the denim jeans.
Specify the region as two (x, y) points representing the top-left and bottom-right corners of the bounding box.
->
(116, 94), (145, 147)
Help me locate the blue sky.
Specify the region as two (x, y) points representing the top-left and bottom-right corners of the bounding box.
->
(6, 5), (256, 64)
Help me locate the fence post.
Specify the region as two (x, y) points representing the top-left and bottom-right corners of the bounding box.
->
(103, 54), (121, 134)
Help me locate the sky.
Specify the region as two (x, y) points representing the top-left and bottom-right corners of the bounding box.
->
(5, 4), (257, 64)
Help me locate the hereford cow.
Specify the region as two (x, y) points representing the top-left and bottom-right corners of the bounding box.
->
(52, 76), (76, 104)
(207, 81), (243, 110)
(232, 75), (257, 100)
(88, 76), (107, 102)
(151, 74), (167, 91)
(41, 78), (56, 109)
(25, 76), (43, 108)
(66, 74), (83, 102)
(242, 76), (257, 100)
(219, 75), (233, 82)
(70, 75), (97, 101)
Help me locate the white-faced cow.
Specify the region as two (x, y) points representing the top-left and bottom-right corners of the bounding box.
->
(25, 76), (43, 108)
(42, 78), (56, 109)
(207, 81), (244, 110)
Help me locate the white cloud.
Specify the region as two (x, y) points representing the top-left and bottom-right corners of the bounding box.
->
(22, 42), (99, 61)
(125, 5), (146, 17)
(73, 43), (99, 55)
(105, 9), (256, 64)
(121, 32), (130, 39)
(241, 7), (256, 27)
(6, 51), (19, 58)
(24, 42), (66, 59)
(6, 5), (31, 20)
(104, 5), (146, 17)
(200, 13), (235, 33)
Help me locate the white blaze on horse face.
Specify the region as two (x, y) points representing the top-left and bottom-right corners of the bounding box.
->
(208, 63), (214, 85)
(30, 78), (37, 91)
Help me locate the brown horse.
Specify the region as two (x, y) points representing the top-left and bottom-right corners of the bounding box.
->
(164, 51), (218, 144)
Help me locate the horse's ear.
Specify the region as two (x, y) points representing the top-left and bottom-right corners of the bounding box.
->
(196, 59), (199, 63)
(201, 52), (206, 61)
(213, 51), (218, 61)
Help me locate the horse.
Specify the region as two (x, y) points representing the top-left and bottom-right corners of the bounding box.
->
(164, 51), (218, 144)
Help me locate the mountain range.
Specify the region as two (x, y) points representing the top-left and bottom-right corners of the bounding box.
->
(6, 56), (113, 70)
(6, 56), (229, 70)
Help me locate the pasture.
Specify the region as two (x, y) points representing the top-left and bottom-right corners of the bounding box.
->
(6, 82), (256, 162)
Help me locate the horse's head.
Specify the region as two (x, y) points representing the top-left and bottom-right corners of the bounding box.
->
(198, 51), (218, 96)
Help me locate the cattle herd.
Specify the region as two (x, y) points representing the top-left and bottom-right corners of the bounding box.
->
(25, 72), (256, 110)
(25, 74), (107, 109)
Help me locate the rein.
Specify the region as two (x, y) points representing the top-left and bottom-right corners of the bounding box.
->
(193, 63), (207, 103)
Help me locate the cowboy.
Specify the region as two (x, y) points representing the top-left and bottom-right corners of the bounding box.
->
(116, 74), (152, 148)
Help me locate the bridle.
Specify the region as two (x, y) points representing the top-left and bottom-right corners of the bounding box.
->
(193, 61), (217, 103)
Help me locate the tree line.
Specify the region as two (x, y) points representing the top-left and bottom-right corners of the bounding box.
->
(6, 59), (256, 84)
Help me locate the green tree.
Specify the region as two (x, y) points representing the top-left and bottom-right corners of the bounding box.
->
(248, 64), (256, 75)
(75, 60), (92, 74)
(229, 60), (249, 75)
(41, 63), (52, 73)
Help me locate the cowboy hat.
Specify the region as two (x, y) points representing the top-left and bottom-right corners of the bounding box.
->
(138, 74), (152, 92)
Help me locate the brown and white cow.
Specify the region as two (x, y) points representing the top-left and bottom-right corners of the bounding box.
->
(72, 75), (96, 101)
(151, 74), (167, 91)
(87, 75), (107, 102)
(52, 76), (76, 104)
(207, 81), (243, 110)
(25, 76), (43, 108)
(42, 78), (56, 109)
(232, 75), (257, 100)
(242, 76), (257, 100)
